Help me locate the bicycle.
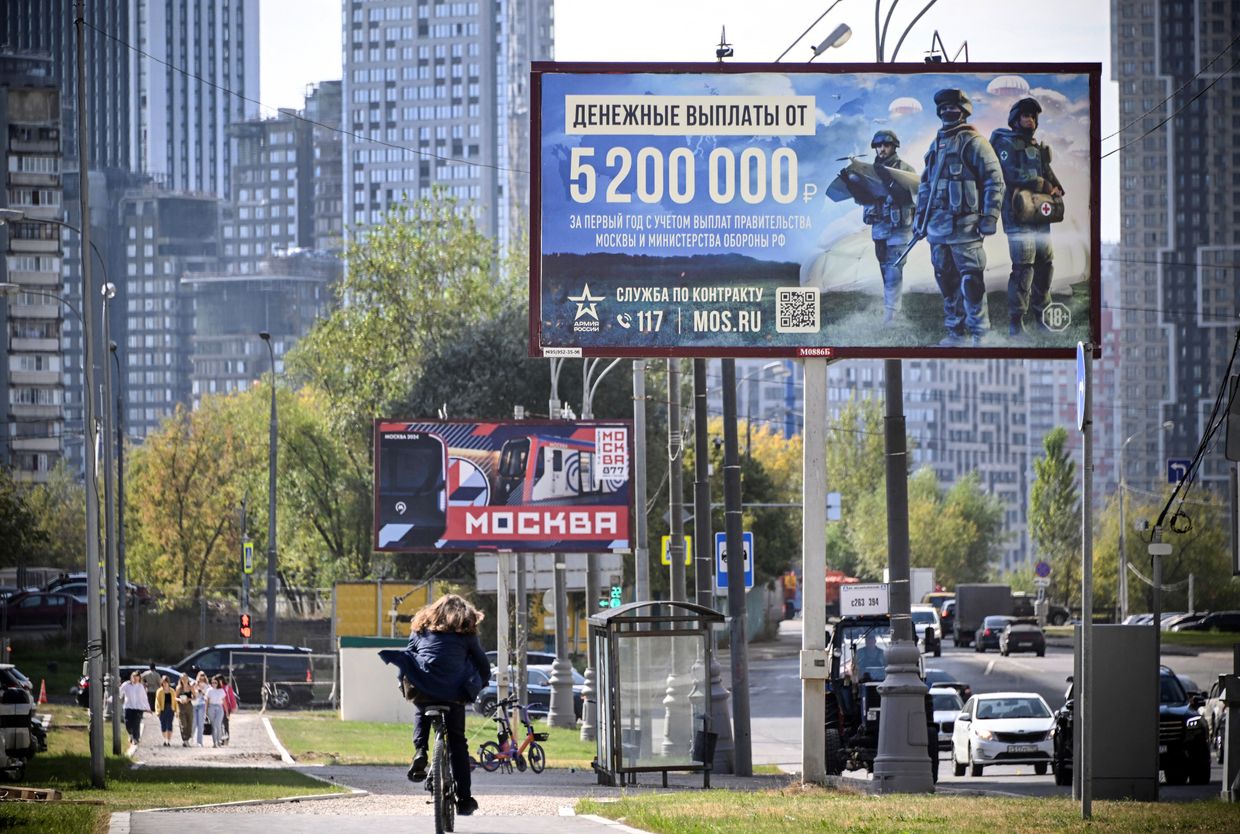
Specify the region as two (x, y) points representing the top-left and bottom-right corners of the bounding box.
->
(476, 696), (547, 774)
(421, 702), (458, 834)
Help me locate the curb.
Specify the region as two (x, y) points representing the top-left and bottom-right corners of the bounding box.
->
(262, 714), (297, 764)
(577, 813), (661, 834)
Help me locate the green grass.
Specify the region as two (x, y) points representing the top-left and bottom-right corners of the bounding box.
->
(577, 785), (1238, 834)
(269, 711), (599, 769)
(0, 705), (345, 834)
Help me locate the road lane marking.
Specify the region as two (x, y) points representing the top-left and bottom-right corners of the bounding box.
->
(985, 660), (996, 676)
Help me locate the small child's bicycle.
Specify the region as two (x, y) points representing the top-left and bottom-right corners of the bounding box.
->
(476, 696), (547, 773)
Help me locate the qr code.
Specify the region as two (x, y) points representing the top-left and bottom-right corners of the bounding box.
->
(776, 287), (820, 333)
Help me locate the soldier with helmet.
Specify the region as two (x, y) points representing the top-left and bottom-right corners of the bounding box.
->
(990, 97), (1065, 336)
(914, 89), (1005, 346)
(863, 130), (918, 323)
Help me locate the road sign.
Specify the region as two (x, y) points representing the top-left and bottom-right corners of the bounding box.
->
(1076, 342), (1087, 432)
(242, 540), (254, 575)
(1033, 577), (1051, 589)
(715, 531), (754, 592)
(1167, 458), (1191, 485)
(826, 491), (842, 522)
(840, 582), (889, 616)
(661, 535), (691, 566)
(1034, 559), (1051, 578)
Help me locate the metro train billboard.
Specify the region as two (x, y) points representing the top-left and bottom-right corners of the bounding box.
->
(531, 62), (1101, 359)
(373, 420), (633, 553)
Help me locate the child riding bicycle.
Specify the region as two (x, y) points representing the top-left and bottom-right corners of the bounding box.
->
(379, 594), (490, 817)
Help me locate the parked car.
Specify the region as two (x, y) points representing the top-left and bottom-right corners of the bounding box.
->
(974, 615), (1016, 653)
(485, 650), (559, 667)
(923, 668), (973, 704)
(952, 691), (1054, 776)
(44, 574), (153, 607)
(910, 605), (942, 657)
(937, 599), (956, 639)
(1051, 667), (1211, 786)
(999, 619), (1046, 657)
(474, 664), (584, 719)
(0, 590), (87, 629)
(1162, 611), (1205, 630)
(174, 644), (315, 708)
(75, 663), (183, 708)
(929, 686), (963, 751)
(1172, 611), (1240, 633)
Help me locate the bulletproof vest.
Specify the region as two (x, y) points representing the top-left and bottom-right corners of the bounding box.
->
(874, 156), (916, 231)
(991, 128), (1046, 184)
(924, 126), (984, 221)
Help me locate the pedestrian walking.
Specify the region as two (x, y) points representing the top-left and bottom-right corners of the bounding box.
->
(192, 671), (209, 747)
(174, 674), (194, 746)
(154, 675), (176, 746)
(205, 676), (228, 748)
(221, 676), (238, 745)
(140, 663), (162, 711)
(118, 670), (150, 747)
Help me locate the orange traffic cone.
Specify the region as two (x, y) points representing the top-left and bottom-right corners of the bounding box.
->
(37, 679), (47, 705)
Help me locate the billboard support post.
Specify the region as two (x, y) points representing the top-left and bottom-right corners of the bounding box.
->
(801, 358), (827, 783)
(546, 360), (576, 728)
(496, 551), (511, 706)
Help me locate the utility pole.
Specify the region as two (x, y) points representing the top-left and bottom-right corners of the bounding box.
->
(102, 285), (120, 754)
(75, 0), (106, 787)
(721, 359), (752, 776)
(259, 332), (278, 643)
(546, 359), (575, 728)
(662, 359), (692, 754)
(111, 343), (127, 660)
(633, 361), (650, 602)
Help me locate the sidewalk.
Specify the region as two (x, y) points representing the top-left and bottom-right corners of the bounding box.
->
(112, 704), (792, 834)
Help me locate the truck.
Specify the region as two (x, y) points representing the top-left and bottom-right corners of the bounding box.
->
(883, 567), (935, 610)
(822, 614), (938, 781)
(952, 583), (1013, 647)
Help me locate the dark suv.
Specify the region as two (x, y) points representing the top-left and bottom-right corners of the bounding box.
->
(1051, 667), (1211, 786)
(175, 644), (314, 709)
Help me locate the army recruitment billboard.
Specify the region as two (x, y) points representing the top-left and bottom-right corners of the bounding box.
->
(373, 420), (633, 553)
(531, 62), (1101, 359)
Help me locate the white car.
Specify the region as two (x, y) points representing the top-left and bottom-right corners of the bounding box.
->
(911, 605), (942, 655)
(929, 686), (963, 751)
(951, 691), (1054, 776)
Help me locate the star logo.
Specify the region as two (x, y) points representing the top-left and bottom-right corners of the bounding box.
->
(567, 284), (605, 322)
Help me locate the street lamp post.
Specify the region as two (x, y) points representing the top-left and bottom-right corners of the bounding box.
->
(110, 342), (127, 659)
(1118, 420), (1174, 621)
(259, 332), (278, 643)
(100, 281), (121, 754)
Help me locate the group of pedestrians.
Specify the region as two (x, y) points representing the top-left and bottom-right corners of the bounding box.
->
(117, 663), (238, 749)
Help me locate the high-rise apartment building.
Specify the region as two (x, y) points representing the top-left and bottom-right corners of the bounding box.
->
(342, 0), (553, 249)
(1111, 1), (1240, 495)
(120, 190), (219, 439)
(0, 52), (63, 482)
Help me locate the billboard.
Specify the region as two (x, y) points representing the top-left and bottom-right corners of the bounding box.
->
(531, 62), (1101, 359)
(374, 420), (632, 553)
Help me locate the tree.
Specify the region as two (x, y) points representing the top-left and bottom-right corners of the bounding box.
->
(0, 467), (48, 570)
(21, 460), (85, 570)
(1029, 426), (1081, 608)
(286, 191), (515, 436)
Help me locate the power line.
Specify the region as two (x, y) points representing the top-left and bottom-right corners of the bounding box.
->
(82, 21), (523, 177)
(1100, 52), (1240, 161)
(1101, 30), (1240, 143)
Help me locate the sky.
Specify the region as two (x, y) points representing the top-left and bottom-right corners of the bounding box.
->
(259, 0), (1119, 238)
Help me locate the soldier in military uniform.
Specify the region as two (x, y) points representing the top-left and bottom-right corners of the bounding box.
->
(914, 89), (1005, 346)
(863, 130), (918, 323)
(989, 97), (1065, 336)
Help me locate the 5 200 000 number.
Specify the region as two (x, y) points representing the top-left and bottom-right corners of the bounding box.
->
(569, 146), (799, 206)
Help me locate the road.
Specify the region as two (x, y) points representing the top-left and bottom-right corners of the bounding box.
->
(742, 620), (1233, 797)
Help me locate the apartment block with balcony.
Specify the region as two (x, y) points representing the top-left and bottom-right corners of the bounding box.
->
(1, 52), (63, 482)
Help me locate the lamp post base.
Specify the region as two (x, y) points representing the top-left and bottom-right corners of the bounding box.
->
(873, 640), (935, 793)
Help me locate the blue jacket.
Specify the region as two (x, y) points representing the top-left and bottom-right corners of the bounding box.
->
(379, 629), (489, 703)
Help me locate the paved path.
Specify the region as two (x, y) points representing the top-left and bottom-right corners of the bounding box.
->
(127, 709), (287, 768)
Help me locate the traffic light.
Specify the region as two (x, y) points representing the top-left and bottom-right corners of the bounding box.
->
(239, 613), (252, 639)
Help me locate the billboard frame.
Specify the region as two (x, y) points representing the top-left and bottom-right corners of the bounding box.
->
(530, 61), (1102, 361)
(373, 418), (635, 554)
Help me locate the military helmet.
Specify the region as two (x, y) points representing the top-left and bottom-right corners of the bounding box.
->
(870, 129), (900, 149)
(1008, 96), (1042, 128)
(932, 88), (973, 118)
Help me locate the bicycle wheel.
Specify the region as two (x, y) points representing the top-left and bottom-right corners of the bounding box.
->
(528, 741), (546, 774)
(432, 730), (455, 834)
(477, 740), (502, 772)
